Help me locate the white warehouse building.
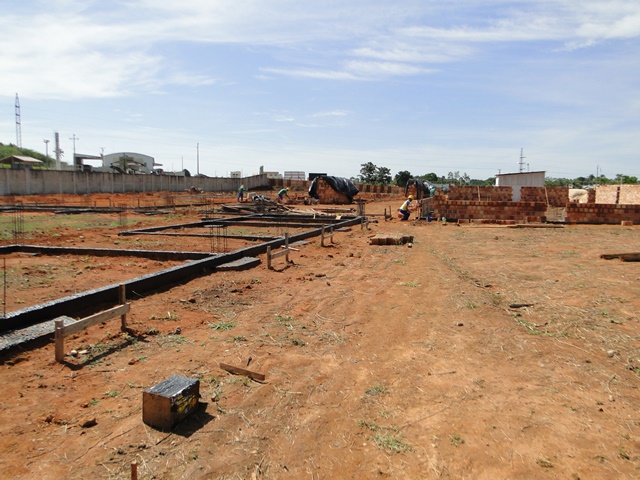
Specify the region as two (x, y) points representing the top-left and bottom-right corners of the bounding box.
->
(101, 152), (162, 174)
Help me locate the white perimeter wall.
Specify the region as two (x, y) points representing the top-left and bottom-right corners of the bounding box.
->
(0, 170), (269, 196)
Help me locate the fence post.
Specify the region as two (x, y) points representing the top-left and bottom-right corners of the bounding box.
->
(266, 246), (272, 269)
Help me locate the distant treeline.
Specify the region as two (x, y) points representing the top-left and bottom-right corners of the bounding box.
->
(356, 163), (638, 188)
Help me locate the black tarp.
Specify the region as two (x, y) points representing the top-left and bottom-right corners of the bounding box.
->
(308, 176), (359, 202)
(404, 179), (435, 197)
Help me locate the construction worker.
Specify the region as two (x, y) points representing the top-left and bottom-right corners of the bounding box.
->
(278, 187), (290, 202)
(399, 195), (413, 221)
(237, 184), (245, 202)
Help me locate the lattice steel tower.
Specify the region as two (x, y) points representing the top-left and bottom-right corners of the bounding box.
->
(15, 93), (22, 148)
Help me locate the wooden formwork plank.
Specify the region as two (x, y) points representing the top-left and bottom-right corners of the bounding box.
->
(62, 304), (131, 337)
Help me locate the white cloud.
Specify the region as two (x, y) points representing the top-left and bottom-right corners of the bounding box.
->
(273, 114), (295, 122)
(351, 44), (471, 64)
(344, 60), (434, 77)
(261, 67), (360, 81)
(312, 110), (350, 118)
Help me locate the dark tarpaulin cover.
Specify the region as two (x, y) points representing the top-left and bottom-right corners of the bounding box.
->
(404, 178), (434, 197)
(308, 176), (359, 202)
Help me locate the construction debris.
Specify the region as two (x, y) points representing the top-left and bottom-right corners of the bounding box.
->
(369, 234), (414, 245)
(222, 198), (292, 214)
(142, 375), (200, 430)
(600, 252), (640, 262)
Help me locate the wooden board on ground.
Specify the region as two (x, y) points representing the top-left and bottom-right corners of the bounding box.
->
(219, 362), (266, 382)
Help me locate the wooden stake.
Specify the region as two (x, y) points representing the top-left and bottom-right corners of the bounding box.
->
(54, 319), (64, 363)
(131, 460), (138, 480)
(119, 284), (127, 331)
(3, 258), (6, 318)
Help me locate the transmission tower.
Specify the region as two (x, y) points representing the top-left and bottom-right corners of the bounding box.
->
(518, 148), (526, 173)
(15, 93), (22, 148)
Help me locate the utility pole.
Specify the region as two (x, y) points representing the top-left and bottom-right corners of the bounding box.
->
(70, 134), (79, 169)
(43, 139), (50, 157)
(196, 143), (200, 176)
(54, 132), (62, 170)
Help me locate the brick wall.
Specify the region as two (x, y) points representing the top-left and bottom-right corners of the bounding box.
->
(596, 185), (619, 204)
(565, 203), (640, 224)
(520, 187), (568, 207)
(594, 185), (640, 205)
(447, 186), (513, 202)
(432, 199), (547, 222)
(619, 185), (640, 204)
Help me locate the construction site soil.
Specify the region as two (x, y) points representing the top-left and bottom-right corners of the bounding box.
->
(1, 192), (640, 479)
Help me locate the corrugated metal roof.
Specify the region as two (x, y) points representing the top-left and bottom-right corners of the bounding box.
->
(0, 155), (44, 165)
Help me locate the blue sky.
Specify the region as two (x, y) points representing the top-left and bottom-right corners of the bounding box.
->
(1, 0), (638, 180)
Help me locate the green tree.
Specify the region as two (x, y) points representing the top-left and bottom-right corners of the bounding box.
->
(359, 162), (377, 183)
(615, 174), (638, 184)
(394, 170), (412, 187)
(375, 166), (392, 185)
(545, 177), (571, 186)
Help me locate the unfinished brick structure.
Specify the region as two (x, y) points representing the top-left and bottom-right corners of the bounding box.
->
(520, 187), (569, 207)
(565, 203), (640, 224)
(426, 185), (640, 224)
(405, 184), (422, 200)
(433, 198), (547, 223)
(595, 185), (640, 205)
(313, 177), (352, 204)
(446, 186), (513, 202)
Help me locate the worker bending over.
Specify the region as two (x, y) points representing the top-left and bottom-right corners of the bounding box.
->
(278, 188), (290, 202)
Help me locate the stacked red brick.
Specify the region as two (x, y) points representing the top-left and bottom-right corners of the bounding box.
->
(520, 187), (569, 207)
(314, 177), (351, 204)
(405, 184), (421, 199)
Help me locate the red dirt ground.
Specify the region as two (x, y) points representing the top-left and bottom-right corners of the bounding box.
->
(1, 192), (640, 479)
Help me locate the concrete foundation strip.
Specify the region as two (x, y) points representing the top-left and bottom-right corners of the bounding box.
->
(0, 215), (363, 350)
